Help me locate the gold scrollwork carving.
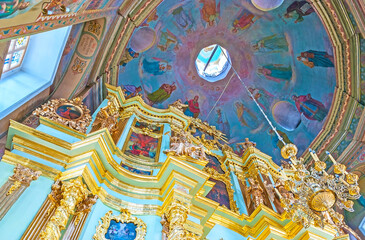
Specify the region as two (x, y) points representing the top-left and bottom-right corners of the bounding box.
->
(93, 209), (147, 240)
(7, 164), (41, 196)
(33, 98), (92, 133)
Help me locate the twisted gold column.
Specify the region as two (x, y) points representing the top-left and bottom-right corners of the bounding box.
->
(39, 177), (89, 240)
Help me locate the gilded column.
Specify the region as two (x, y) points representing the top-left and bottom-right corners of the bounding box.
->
(39, 177), (89, 240)
(165, 199), (194, 240)
(61, 194), (98, 240)
(0, 164), (41, 221)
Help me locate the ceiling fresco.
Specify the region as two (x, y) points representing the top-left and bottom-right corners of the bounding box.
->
(118, 0), (336, 163)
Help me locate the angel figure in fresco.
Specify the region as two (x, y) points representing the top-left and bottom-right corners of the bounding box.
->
(252, 34), (288, 53)
(297, 50), (334, 68)
(183, 96), (200, 118)
(257, 64), (292, 83)
(146, 83), (177, 106)
(119, 48), (139, 68)
(157, 29), (179, 52)
(292, 94), (328, 121)
(232, 9), (257, 33)
(199, 0), (220, 27)
(140, 9), (158, 27)
(171, 6), (194, 34)
(0, 0), (30, 19)
(122, 85), (142, 99)
(235, 102), (264, 132)
(248, 87), (274, 111)
(142, 57), (172, 76)
(283, 1), (315, 23)
(216, 108), (230, 139)
(246, 177), (265, 208)
(269, 129), (292, 150)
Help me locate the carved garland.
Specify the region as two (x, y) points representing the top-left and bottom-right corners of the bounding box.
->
(33, 98), (92, 133)
(93, 210), (147, 240)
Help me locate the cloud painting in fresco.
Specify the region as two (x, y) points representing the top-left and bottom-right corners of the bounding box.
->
(118, 0), (336, 164)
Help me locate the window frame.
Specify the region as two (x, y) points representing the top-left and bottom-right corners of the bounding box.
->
(2, 36), (30, 78)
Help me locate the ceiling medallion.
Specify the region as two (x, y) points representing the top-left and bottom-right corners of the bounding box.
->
(33, 98), (92, 133)
(195, 44), (231, 82)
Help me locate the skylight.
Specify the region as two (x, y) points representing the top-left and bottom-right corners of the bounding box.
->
(195, 44), (231, 82)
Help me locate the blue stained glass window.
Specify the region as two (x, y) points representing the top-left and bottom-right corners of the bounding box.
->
(2, 36), (29, 75)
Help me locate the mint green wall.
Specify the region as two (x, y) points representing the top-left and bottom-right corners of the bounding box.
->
(0, 162), (15, 187)
(80, 199), (162, 239)
(0, 173), (53, 240)
(206, 224), (248, 240)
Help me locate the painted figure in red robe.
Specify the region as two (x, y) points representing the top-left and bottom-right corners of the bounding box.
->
(184, 96), (200, 118)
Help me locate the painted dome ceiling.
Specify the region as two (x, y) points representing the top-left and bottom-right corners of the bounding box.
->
(118, 0), (336, 164)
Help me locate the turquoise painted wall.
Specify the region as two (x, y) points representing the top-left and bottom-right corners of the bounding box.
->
(0, 168), (53, 240)
(0, 162), (15, 187)
(80, 199), (162, 240)
(206, 224), (248, 240)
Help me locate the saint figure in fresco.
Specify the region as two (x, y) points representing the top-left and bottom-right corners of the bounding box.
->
(284, 1), (315, 23)
(199, 0), (220, 27)
(248, 87), (274, 111)
(292, 94), (328, 121)
(119, 48), (139, 67)
(235, 102), (263, 131)
(147, 83), (177, 105)
(141, 9), (158, 27)
(157, 29), (178, 52)
(183, 96), (200, 118)
(142, 58), (172, 75)
(297, 50), (334, 68)
(0, 0), (30, 19)
(257, 65), (292, 83)
(122, 85), (142, 98)
(216, 108), (230, 138)
(252, 34), (288, 53)
(232, 9), (257, 33)
(269, 129), (292, 150)
(172, 6), (194, 33)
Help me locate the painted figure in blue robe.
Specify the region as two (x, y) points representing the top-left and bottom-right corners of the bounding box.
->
(172, 6), (194, 34)
(122, 85), (142, 98)
(142, 57), (172, 75)
(216, 108), (230, 138)
(292, 94), (328, 121)
(258, 65), (292, 83)
(284, 1), (314, 23)
(269, 129), (292, 150)
(252, 34), (288, 53)
(297, 50), (334, 68)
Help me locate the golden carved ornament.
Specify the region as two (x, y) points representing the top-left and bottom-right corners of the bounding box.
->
(165, 199), (190, 240)
(309, 190), (336, 212)
(39, 177), (90, 240)
(74, 194), (98, 225)
(189, 118), (227, 143)
(169, 99), (188, 112)
(7, 164), (41, 196)
(93, 209), (147, 240)
(236, 138), (256, 156)
(92, 100), (120, 133)
(33, 98), (91, 133)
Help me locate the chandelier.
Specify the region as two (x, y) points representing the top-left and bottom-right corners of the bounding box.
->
(218, 46), (362, 239)
(278, 144), (361, 239)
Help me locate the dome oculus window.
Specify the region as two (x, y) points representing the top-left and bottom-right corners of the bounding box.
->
(195, 44), (231, 82)
(2, 36), (29, 74)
